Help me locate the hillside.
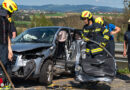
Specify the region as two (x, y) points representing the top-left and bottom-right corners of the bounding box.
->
(19, 4), (123, 13)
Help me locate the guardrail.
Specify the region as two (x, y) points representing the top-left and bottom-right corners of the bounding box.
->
(115, 43), (127, 62)
(115, 43), (128, 69)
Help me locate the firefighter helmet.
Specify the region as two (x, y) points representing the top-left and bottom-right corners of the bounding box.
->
(80, 10), (93, 20)
(2, 0), (18, 13)
(95, 17), (104, 25)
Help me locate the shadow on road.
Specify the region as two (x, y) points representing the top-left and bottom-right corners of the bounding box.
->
(12, 74), (111, 90)
(53, 73), (74, 80)
(69, 81), (111, 90)
(12, 73), (74, 88)
(12, 78), (40, 88)
(116, 72), (130, 83)
(52, 73), (111, 90)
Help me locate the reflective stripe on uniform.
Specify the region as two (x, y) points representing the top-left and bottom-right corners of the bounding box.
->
(103, 29), (109, 34)
(91, 48), (103, 53)
(104, 35), (109, 40)
(95, 28), (101, 32)
(81, 33), (84, 37)
(86, 48), (90, 52)
(82, 35), (85, 39)
(82, 36), (89, 41)
(101, 42), (106, 47)
(83, 29), (89, 33)
(84, 29), (101, 33)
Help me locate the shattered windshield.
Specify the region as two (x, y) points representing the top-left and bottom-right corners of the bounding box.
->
(13, 28), (58, 43)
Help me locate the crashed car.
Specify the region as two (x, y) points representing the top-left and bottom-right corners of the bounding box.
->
(11, 26), (81, 85)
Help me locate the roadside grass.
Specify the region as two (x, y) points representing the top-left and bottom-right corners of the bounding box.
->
(15, 21), (31, 25)
(29, 13), (65, 20)
(94, 14), (121, 17)
(45, 13), (65, 16)
(117, 68), (130, 74)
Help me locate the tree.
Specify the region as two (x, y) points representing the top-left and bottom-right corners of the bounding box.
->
(123, 0), (130, 23)
(30, 14), (53, 27)
(50, 15), (84, 29)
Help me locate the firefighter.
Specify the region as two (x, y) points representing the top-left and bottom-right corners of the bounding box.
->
(0, 0), (17, 88)
(81, 10), (110, 60)
(123, 19), (130, 71)
(95, 17), (120, 57)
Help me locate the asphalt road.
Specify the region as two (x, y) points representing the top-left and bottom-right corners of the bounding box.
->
(11, 73), (130, 90)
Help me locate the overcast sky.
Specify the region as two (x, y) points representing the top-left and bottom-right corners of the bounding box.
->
(0, 0), (124, 8)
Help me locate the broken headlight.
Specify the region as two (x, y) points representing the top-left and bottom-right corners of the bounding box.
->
(22, 55), (39, 59)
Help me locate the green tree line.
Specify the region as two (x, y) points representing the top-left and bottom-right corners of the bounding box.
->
(30, 14), (53, 27)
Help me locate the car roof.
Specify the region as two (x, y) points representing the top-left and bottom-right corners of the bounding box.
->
(30, 26), (74, 30)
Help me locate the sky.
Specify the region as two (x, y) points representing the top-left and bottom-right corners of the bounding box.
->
(0, 0), (124, 8)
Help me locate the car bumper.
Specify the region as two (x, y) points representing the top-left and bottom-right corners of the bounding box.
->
(11, 55), (42, 78)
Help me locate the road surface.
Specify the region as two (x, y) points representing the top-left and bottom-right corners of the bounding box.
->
(11, 73), (130, 90)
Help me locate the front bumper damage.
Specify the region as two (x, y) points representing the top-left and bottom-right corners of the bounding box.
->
(12, 55), (42, 78)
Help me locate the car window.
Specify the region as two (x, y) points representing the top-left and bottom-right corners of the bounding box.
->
(73, 29), (82, 40)
(13, 28), (58, 43)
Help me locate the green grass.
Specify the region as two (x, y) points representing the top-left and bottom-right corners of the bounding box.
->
(94, 14), (121, 17)
(45, 13), (65, 16)
(14, 21), (31, 25)
(29, 13), (65, 20)
(117, 68), (130, 74)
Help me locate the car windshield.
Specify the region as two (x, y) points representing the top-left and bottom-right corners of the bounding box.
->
(13, 28), (58, 43)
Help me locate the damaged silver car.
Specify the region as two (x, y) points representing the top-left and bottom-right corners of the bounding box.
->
(11, 26), (80, 85)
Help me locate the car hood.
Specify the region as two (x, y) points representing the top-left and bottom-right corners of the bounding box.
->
(12, 43), (52, 52)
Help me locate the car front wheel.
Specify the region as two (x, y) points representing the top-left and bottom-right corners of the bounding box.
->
(39, 60), (53, 85)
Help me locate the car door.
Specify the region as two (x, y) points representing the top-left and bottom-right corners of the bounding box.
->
(64, 28), (78, 69)
(66, 29), (83, 68)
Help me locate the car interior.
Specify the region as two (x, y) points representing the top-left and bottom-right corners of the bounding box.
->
(55, 29), (69, 60)
(53, 29), (83, 70)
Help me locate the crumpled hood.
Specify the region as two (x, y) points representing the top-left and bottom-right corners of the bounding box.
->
(12, 43), (52, 52)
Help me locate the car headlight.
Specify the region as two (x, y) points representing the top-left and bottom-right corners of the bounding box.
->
(22, 55), (39, 60)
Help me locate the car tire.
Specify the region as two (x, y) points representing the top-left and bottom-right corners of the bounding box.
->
(39, 60), (53, 85)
